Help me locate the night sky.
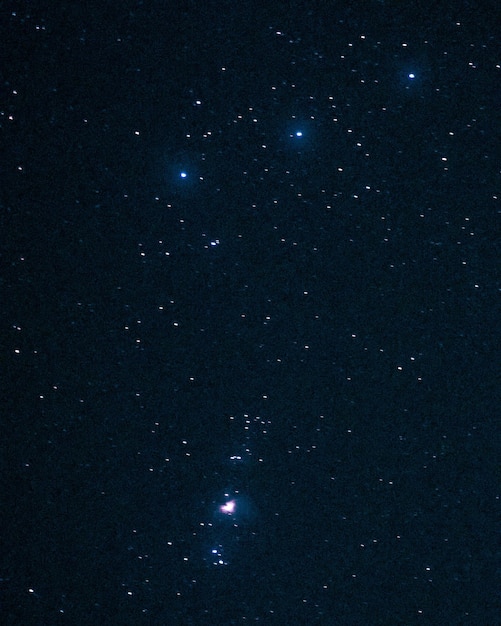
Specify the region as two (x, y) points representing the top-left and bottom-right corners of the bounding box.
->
(1, 1), (500, 624)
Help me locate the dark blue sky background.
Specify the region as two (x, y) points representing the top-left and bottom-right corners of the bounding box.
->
(1, 1), (499, 624)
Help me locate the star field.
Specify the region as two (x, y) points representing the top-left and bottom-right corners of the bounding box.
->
(1, 2), (499, 624)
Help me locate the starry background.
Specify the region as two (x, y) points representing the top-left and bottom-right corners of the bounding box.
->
(1, 1), (500, 624)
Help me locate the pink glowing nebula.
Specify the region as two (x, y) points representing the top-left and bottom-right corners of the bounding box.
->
(219, 500), (236, 515)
